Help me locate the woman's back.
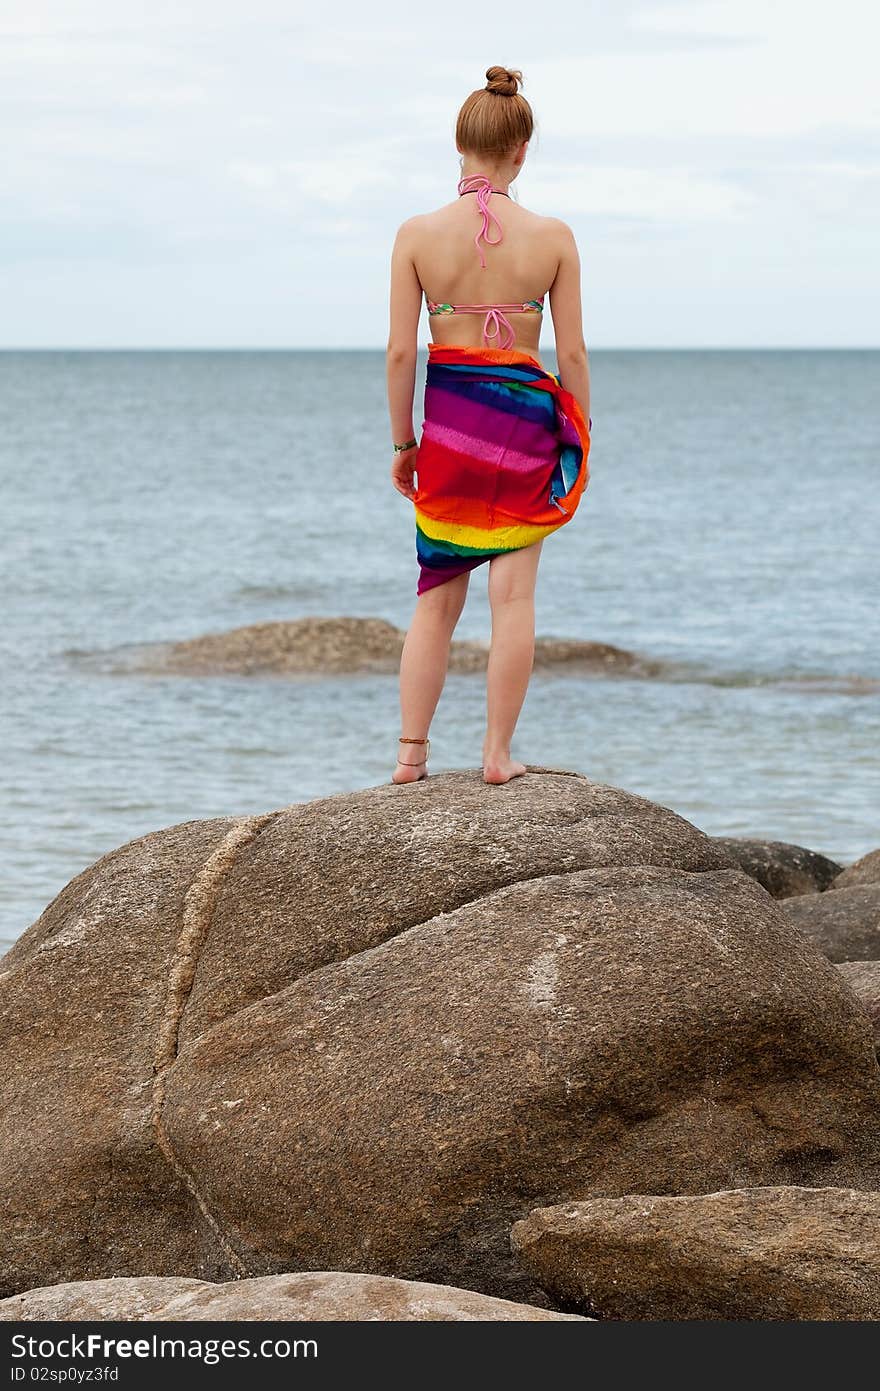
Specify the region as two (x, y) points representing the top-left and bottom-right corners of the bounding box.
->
(387, 64), (591, 786)
(413, 188), (565, 360)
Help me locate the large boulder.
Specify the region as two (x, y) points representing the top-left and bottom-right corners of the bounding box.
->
(511, 1187), (880, 1321)
(780, 883), (880, 961)
(0, 814), (259, 1299)
(0, 1272), (584, 1322)
(710, 838), (841, 899)
(2, 771), (879, 1307)
(837, 961), (880, 1044)
(165, 774), (735, 1045)
(0, 770), (735, 1299)
(834, 849), (880, 891)
(164, 865), (880, 1303)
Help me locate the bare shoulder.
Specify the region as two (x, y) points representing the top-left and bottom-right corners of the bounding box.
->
(539, 215), (578, 245)
(391, 215), (427, 264)
(394, 214), (425, 240)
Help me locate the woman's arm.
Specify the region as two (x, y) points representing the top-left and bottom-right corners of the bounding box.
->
(386, 217), (423, 449)
(547, 220), (591, 426)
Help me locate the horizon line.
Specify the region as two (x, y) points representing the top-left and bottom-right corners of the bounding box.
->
(1, 344), (877, 353)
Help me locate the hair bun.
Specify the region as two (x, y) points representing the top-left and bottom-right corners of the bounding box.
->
(485, 65), (522, 97)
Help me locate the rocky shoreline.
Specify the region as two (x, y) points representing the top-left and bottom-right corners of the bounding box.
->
(1, 768), (878, 1321)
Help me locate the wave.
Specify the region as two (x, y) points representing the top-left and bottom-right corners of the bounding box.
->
(232, 582), (328, 601)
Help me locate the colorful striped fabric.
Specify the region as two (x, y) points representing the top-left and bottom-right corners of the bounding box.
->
(413, 344), (591, 595)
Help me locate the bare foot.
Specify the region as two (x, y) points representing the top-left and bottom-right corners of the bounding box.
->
(392, 738), (429, 784)
(482, 752), (527, 785)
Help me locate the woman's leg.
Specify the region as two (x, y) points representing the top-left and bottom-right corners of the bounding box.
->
(392, 570), (470, 782)
(483, 540), (543, 784)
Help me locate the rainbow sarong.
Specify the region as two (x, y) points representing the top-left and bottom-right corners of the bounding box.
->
(413, 345), (591, 594)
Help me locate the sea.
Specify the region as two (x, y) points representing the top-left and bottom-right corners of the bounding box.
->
(1, 347), (878, 952)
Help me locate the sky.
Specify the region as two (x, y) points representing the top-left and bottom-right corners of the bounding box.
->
(2, 0), (879, 348)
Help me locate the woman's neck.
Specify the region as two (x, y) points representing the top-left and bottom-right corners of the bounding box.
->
(459, 159), (516, 194)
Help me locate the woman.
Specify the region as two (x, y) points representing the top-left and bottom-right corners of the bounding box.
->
(386, 65), (592, 787)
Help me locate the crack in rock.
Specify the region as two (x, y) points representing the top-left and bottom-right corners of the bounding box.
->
(151, 811), (281, 1278)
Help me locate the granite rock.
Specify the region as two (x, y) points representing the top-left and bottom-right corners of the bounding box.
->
(780, 883), (880, 962)
(837, 960), (880, 1045)
(834, 849), (880, 891)
(511, 1186), (880, 1320)
(0, 1271), (586, 1322)
(2, 772), (878, 1306)
(164, 864), (880, 1302)
(710, 837), (841, 899)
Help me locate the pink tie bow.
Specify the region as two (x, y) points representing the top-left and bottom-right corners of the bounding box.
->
(481, 307), (516, 349)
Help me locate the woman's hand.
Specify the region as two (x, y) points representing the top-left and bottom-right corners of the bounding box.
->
(390, 445), (419, 501)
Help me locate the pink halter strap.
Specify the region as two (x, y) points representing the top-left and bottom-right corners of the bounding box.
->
(457, 173), (505, 269)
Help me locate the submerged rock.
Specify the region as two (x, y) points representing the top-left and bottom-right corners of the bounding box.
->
(710, 837), (842, 899)
(511, 1187), (880, 1321)
(0, 1272), (585, 1322)
(126, 616), (651, 677)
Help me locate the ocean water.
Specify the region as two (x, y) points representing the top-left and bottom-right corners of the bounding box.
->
(1, 348), (878, 952)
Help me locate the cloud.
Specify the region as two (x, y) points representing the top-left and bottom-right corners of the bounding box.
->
(0, 0), (878, 345)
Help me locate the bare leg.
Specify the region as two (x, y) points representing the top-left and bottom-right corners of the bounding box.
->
(483, 540), (543, 784)
(392, 570), (470, 783)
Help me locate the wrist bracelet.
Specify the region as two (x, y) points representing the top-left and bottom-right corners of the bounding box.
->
(393, 436), (418, 454)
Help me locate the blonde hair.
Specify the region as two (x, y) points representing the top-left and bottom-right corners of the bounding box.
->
(455, 66), (534, 159)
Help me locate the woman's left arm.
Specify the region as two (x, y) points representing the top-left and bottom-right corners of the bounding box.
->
(386, 218), (423, 500)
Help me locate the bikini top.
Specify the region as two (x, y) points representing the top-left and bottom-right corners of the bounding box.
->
(424, 173), (547, 350)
